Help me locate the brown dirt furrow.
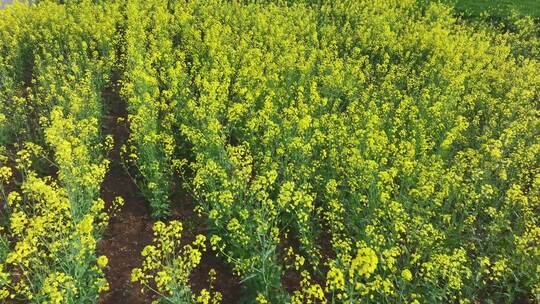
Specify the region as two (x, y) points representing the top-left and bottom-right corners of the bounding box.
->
(97, 77), (241, 303)
(97, 77), (156, 303)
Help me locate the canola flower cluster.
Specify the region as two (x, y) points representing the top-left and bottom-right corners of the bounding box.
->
(0, 0), (122, 303)
(122, 0), (539, 303)
(131, 221), (222, 304)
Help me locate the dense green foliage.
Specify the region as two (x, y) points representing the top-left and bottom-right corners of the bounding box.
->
(1, 0), (539, 303)
(451, 0), (540, 17)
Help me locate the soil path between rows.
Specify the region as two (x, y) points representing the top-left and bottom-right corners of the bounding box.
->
(97, 75), (156, 304)
(96, 74), (241, 303)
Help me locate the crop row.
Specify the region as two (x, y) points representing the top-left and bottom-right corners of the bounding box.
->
(0, 1), (121, 302)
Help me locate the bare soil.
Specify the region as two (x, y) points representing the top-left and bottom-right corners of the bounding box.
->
(97, 75), (241, 304)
